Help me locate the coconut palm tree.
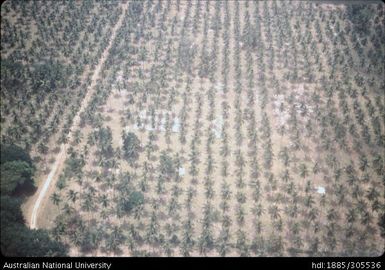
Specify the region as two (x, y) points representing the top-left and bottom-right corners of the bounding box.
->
(281, 169), (291, 183)
(236, 229), (249, 257)
(67, 189), (78, 203)
(146, 212), (160, 245)
(252, 203), (264, 218)
(359, 156), (369, 171)
(181, 219), (195, 257)
(298, 163), (308, 178)
(279, 147), (290, 166)
(236, 205), (245, 225)
(68, 228), (84, 249)
(50, 192), (61, 206)
(268, 205), (280, 220)
(366, 186), (379, 201)
(99, 194), (109, 208)
(82, 194), (94, 212)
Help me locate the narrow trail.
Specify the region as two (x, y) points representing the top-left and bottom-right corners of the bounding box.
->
(29, 1), (129, 229)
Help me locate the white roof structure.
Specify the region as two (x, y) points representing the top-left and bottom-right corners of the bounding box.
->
(178, 167), (185, 176)
(213, 116), (223, 139)
(215, 82), (224, 92)
(316, 186), (326, 194)
(172, 117), (180, 133)
(159, 114), (166, 131)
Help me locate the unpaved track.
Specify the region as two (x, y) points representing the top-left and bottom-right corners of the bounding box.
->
(30, 1), (129, 229)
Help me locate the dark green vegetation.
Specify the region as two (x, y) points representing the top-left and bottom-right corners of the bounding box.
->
(122, 132), (141, 165)
(1, 144), (34, 195)
(0, 144), (68, 256)
(1, 160), (33, 195)
(118, 191), (145, 215)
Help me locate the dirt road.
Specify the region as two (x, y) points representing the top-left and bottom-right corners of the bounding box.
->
(30, 1), (129, 229)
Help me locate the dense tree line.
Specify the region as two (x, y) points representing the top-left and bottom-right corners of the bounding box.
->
(0, 144), (68, 256)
